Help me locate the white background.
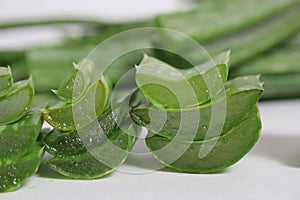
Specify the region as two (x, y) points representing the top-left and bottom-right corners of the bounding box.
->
(1, 1), (300, 199)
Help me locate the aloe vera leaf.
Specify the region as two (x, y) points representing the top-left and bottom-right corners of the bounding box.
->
(0, 107), (43, 160)
(156, 4), (300, 68)
(0, 79), (34, 125)
(131, 75), (263, 141)
(54, 59), (97, 104)
(146, 106), (261, 173)
(46, 127), (136, 179)
(0, 143), (44, 193)
(42, 76), (111, 131)
(156, 0), (299, 44)
(230, 46), (300, 99)
(135, 51), (230, 108)
(0, 67), (13, 97)
(43, 104), (127, 157)
(205, 5), (300, 67)
(231, 47), (300, 76)
(259, 74), (300, 99)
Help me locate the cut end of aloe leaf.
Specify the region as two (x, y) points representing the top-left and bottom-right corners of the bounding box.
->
(0, 143), (44, 193)
(135, 52), (230, 108)
(146, 106), (261, 173)
(45, 127), (135, 179)
(131, 74), (263, 141)
(0, 106), (44, 160)
(0, 66), (14, 98)
(43, 76), (111, 131)
(0, 79), (34, 125)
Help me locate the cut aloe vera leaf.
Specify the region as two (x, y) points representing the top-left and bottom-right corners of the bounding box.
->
(55, 67), (86, 104)
(0, 66), (13, 97)
(136, 51), (230, 108)
(43, 104), (128, 157)
(0, 79), (34, 125)
(55, 60), (95, 104)
(0, 107), (43, 160)
(131, 76), (263, 141)
(156, 0), (299, 44)
(46, 127), (136, 179)
(0, 143), (44, 193)
(146, 106), (261, 173)
(42, 76), (111, 131)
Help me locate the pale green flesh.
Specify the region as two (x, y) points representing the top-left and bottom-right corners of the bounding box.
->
(0, 67), (13, 97)
(46, 128), (136, 179)
(0, 108), (43, 160)
(146, 106), (261, 173)
(131, 76), (263, 141)
(0, 79), (34, 125)
(136, 52), (230, 108)
(0, 143), (44, 193)
(43, 76), (111, 131)
(43, 105), (127, 157)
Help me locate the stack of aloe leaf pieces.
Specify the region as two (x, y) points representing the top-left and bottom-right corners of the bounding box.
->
(0, 67), (44, 193)
(131, 51), (264, 173)
(42, 64), (136, 179)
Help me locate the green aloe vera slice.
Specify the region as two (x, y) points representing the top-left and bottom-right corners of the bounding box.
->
(54, 67), (86, 104)
(0, 143), (44, 193)
(42, 76), (111, 131)
(0, 107), (43, 160)
(0, 79), (34, 125)
(131, 75), (263, 141)
(0, 66), (13, 97)
(54, 60), (95, 104)
(43, 104), (128, 157)
(146, 106), (261, 173)
(135, 51), (230, 108)
(46, 127), (136, 179)
(156, 0), (299, 43)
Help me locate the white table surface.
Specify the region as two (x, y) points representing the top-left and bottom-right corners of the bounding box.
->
(1, 1), (300, 199)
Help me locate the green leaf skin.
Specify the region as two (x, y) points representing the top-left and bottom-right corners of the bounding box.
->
(156, 0), (299, 44)
(43, 105), (127, 157)
(0, 67), (13, 97)
(0, 107), (43, 160)
(46, 127), (136, 179)
(0, 143), (44, 193)
(131, 76), (263, 141)
(146, 106), (261, 173)
(42, 76), (111, 131)
(0, 79), (34, 125)
(136, 51), (230, 108)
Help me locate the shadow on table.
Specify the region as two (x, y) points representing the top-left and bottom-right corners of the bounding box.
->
(252, 133), (300, 168)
